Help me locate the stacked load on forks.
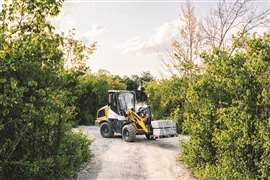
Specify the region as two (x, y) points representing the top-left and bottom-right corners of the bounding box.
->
(151, 120), (177, 138)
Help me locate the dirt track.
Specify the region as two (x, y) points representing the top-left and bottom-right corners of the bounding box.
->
(76, 126), (194, 180)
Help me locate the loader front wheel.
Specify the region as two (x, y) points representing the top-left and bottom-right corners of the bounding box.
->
(100, 122), (114, 138)
(122, 124), (136, 142)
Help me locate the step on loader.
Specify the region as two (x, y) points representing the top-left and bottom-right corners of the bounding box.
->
(96, 90), (177, 142)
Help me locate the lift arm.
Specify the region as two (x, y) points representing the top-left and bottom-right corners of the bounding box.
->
(127, 110), (149, 134)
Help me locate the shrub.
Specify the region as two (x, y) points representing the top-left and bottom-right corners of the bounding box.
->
(69, 74), (126, 125)
(181, 34), (270, 179)
(145, 77), (189, 133)
(0, 131), (90, 180)
(0, 1), (91, 179)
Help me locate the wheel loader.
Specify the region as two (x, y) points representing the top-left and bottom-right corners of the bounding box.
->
(96, 90), (177, 142)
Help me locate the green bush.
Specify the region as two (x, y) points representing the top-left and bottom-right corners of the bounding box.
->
(145, 77), (189, 133)
(181, 33), (270, 179)
(1, 132), (90, 180)
(68, 73), (126, 125)
(0, 1), (91, 179)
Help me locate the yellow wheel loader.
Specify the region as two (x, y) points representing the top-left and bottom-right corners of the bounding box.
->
(96, 90), (177, 142)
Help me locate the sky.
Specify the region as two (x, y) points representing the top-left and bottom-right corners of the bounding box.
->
(53, 0), (216, 78)
(1, 0), (270, 78)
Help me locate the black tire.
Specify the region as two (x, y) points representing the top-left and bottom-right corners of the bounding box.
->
(122, 124), (136, 142)
(100, 122), (114, 138)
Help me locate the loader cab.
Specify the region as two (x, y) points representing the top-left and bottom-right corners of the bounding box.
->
(108, 90), (136, 116)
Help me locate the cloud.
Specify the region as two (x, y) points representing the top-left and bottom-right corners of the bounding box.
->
(79, 25), (105, 43)
(51, 12), (104, 43)
(0, 0), (3, 9)
(120, 19), (180, 55)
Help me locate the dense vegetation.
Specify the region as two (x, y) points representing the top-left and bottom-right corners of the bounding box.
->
(146, 33), (270, 179)
(65, 72), (126, 125)
(181, 34), (270, 179)
(142, 1), (270, 178)
(145, 77), (189, 133)
(0, 1), (90, 179)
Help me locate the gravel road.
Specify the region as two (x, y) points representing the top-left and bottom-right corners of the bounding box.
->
(75, 126), (194, 180)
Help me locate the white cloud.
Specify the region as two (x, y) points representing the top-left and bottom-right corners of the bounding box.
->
(0, 0), (3, 10)
(120, 19), (180, 55)
(79, 25), (105, 43)
(51, 13), (104, 43)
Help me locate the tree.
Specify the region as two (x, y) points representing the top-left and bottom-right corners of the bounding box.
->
(181, 33), (270, 179)
(140, 71), (155, 82)
(164, 0), (201, 77)
(145, 77), (189, 132)
(123, 75), (139, 91)
(0, 1), (90, 179)
(74, 73), (126, 125)
(202, 0), (270, 52)
(62, 29), (96, 72)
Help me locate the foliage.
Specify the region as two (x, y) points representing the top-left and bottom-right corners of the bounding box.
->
(76, 73), (126, 125)
(140, 71), (155, 82)
(65, 73), (126, 125)
(122, 71), (154, 91)
(145, 77), (189, 133)
(181, 33), (270, 179)
(121, 71), (154, 102)
(62, 29), (96, 71)
(0, 1), (90, 179)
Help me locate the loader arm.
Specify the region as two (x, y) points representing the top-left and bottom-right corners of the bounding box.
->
(127, 111), (149, 134)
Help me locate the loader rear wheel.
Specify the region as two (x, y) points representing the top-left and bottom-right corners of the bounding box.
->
(122, 124), (136, 142)
(100, 122), (114, 138)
